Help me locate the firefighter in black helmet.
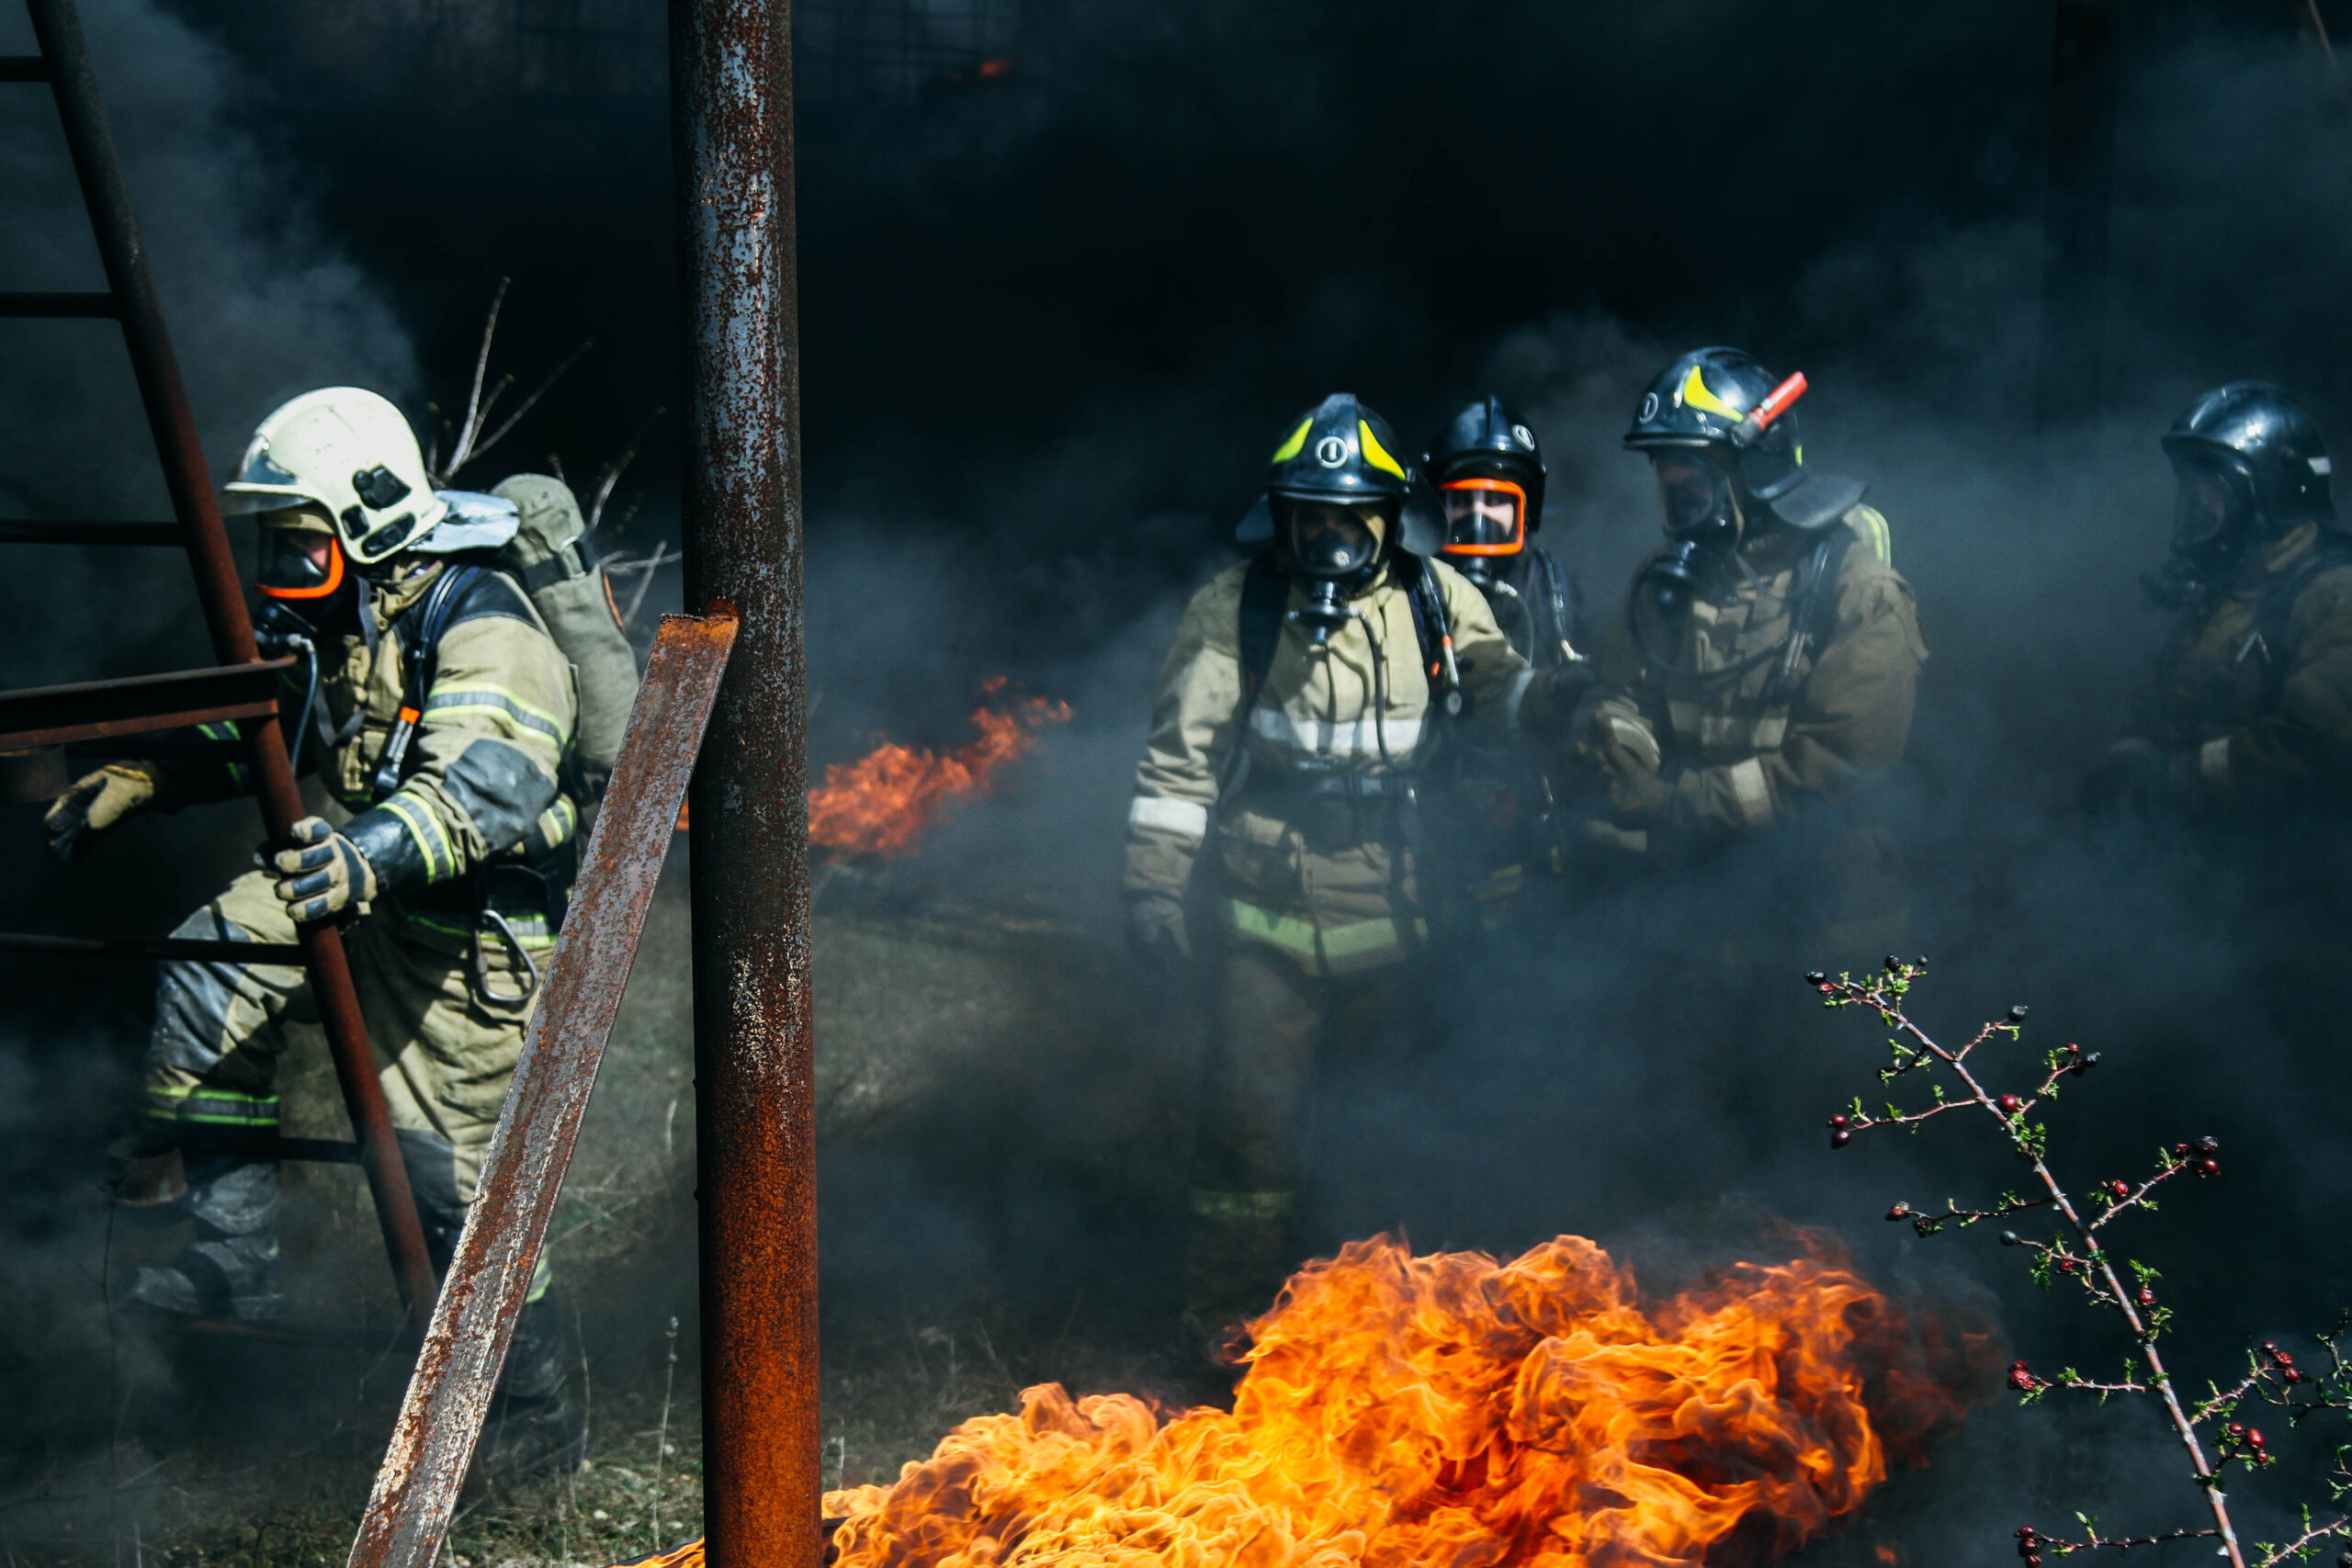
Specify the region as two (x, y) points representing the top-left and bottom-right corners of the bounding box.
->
(2085, 382), (2352, 818)
(1422, 398), (1589, 915)
(1121, 393), (1589, 1359)
(1428, 397), (1581, 669)
(1577, 348), (1925, 959)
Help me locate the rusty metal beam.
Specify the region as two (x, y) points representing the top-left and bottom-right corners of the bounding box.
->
(23, 0), (438, 1314)
(0, 658), (292, 750)
(345, 608), (739, 1568)
(673, 0), (818, 1561)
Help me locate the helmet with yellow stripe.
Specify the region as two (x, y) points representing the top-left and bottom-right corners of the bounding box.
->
(1238, 393), (1443, 576)
(1625, 348), (1860, 538)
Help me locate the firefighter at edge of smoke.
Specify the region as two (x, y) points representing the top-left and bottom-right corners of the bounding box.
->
(1424, 396), (1586, 923)
(1575, 347), (1927, 966)
(39, 387), (638, 1479)
(2078, 382), (2352, 1055)
(1122, 391), (1595, 1346)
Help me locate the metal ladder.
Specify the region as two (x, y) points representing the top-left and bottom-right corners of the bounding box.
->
(0, 0), (437, 1316)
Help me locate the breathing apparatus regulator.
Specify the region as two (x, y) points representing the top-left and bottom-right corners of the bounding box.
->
(2144, 381), (2335, 608)
(1236, 392), (1446, 648)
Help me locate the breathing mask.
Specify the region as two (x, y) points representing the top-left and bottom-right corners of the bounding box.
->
(1438, 479), (1526, 590)
(2168, 449), (2259, 566)
(1281, 501), (1385, 646)
(1651, 452), (1741, 550)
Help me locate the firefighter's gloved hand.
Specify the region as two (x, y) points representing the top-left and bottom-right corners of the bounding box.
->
(1125, 892), (1191, 976)
(271, 816), (379, 922)
(44, 761), (165, 863)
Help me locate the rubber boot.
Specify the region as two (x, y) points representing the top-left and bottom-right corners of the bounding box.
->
(1180, 1187), (1295, 1373)
(126, 1156), (283, 1322)
(477, 1288), (586, 1481)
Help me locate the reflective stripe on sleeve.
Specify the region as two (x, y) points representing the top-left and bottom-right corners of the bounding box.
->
(380, 791), (457, 883)
(1128, 795), (1209, 840)
(1726, 757), (1773, 827)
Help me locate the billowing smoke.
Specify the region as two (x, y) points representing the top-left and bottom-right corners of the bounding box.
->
(9, 0), (2352, 1562)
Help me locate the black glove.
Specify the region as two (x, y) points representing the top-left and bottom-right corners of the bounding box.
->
(1125, 893), (1191, 976)
(271, 815), (380, 922)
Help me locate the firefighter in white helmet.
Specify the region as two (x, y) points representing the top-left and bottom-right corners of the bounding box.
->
(43, 387), (594, 1475)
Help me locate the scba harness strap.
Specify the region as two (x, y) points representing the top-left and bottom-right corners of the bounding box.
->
(1231, 553), (1457, 715)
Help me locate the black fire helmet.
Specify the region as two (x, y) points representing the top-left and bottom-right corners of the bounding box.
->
(1237, 393), (1444, 558)
(2161, 382), (2334, 552)
(1426, 397), (1547, 528)
(1623, 347), (1860, 531)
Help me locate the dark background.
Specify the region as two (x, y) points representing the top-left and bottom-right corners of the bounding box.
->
(8, 0), (2352, 1560)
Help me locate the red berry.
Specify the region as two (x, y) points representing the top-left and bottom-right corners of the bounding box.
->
(1887, 1203), (1909, 1221)
(2262, 1342), (2281, 1356)
(2229, 1423), (2246, 1438)
(1998, 1094), (2023, 1114)
(2137, 1287), (2156, 1307)
(2174, 1143), (2190, 1156)
(1817, 982), (1835, 995)
(1830, 1114), (1849, 1128)
(2196, 1158), (2220, 1177)
(2285, 1369), (2305, 1384)
(2274, 1350), (2294, 1366)
(2057, 1258), (2078, 1275)
(2107, 1180), (2131, 1199)
(2016, 1528), (2036, 1540)
(2247, 1429), (2266, 1447)
(2029, 1557), (2043, 1566)
(1831, 1130), (1851, 1148)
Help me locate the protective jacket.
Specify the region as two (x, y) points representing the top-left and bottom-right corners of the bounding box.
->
(1584, 505), (1922, 881)
(1125, 556), (1545, 975)
(194, 558), (580, 956)
(2137, 522), (2352, 805)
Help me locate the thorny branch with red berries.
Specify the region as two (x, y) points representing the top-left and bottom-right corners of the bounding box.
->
(1814, 958), (2352, 1568)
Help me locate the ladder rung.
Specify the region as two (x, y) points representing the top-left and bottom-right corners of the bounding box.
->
(0, 56), (47, 82)
(0, 518), (179, 546)
(0, 931), (307, 964)
(0, 290), (117, 317)
(0, 655), (295, 750)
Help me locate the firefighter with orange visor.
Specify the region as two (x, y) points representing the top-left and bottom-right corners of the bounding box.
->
(40, 387), (609, 1476)
(1424, 398), (1586, 914)
(1122, 393), (1593, 1355)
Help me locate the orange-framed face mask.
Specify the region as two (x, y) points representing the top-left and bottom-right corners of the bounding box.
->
(1438, 477), (1527, 557)
(256, 525), (346, 601)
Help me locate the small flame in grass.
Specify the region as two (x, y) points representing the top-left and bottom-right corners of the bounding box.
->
(625, 1233), (1983, 1568)
(807, 678), (1071, 863)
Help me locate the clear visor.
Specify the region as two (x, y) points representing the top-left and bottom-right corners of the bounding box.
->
(2170, 452), (2256, 553)
(256, 525), (345, 600)
(1283, 501), (1385, 579)
(1440, 479), (1526, 555)
(1652, 452), (1733, 538)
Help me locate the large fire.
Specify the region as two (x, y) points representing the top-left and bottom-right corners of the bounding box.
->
(808, 679), (1072, 862)
(635, 1233), (1978, 1568)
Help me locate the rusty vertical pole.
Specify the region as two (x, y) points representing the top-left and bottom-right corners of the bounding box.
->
(671, 0), (818, 1563)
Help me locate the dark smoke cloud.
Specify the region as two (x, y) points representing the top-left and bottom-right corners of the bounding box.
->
(13, 0), (2352, 1560)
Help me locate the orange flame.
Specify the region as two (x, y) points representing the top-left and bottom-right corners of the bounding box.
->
(808, 679), (1071, 862)
(630, 1234), (1978, 1568)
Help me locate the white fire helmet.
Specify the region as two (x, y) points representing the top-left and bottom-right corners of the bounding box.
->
(221, 388), (450, 565)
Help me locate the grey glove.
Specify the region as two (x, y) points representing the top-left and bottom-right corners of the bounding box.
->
(44, 761), (166, 862)
(1125, 893), (1191, 976)
(271, 815), (379, 922)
